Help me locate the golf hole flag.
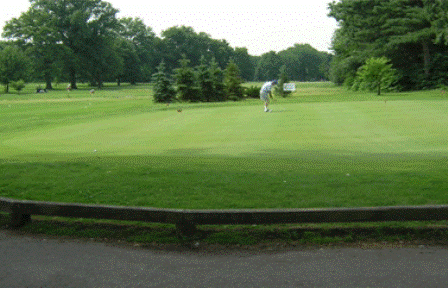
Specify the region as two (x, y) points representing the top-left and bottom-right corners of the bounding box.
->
(283, 83), (296, 91)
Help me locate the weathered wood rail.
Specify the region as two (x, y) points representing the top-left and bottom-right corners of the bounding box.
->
(2, 197), (448, 235)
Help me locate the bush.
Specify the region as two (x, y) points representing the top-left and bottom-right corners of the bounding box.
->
(244, 85), (261, 98)
(353, 57), (398, 95)
(11, 80), (25, 94)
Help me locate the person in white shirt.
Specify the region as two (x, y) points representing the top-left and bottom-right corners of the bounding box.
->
(259, 80), (278, 112)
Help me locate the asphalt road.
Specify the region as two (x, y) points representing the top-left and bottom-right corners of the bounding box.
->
(1, 230), (448, 288)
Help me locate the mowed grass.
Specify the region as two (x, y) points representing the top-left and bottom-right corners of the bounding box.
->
(1, 82), (448, 209)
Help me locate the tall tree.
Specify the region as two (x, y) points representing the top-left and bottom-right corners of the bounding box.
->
(233, 47), (255, 81)
(278, 44), (329, 81)
(2, 7), (61, 89)
(160, 26), (234, 72)
(162, 26), (206, 70)
(0, 45), (31, 93)
(4, 0), (121, 89)
(174, 54), (200, 102)
(254, 51), (282, 81)
(195, 56), (213, 102)
(328, 0), (448, 89)
(381, 0), (438, 77)
(224, 59), (244, 101)
(118, 17), (158, 82)
(208, 57), (225, 102)
(152, 60), (176, 103)
(113, 37), (139, 85)
(430, 0), (448, 44)
(84, 37), (123, 88)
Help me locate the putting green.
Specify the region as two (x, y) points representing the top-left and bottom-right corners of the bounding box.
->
(4, 100), (448, 158)
(2, 94), (448, 209)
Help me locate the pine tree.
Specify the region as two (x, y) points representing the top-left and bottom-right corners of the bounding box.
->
(274, 65), (290, 97)
(208, 57), (225, 101)
(353, 57), (398, 95)
(224, 59), (244, 101)
(174, 54), (200, 102)
(328, 0), (448, 89)
(152, 60), (176, 103)
(195, 55), (212, 102)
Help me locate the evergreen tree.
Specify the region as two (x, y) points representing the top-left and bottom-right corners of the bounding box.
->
(381, 0), (438, 78)
(274, 65), (291, 97)
(431, 0), (448, 45)
(174, 54), (200, 102)
(208, 57), (225, 101)
(328, 0), (448, 89)
(224, 59), (244, 101)
(152, 60), (175, 103)
(353, 57), (398, 95)
(195, 56), (212, 102)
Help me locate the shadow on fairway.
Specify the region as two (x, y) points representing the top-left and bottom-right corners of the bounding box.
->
(1, 150), (448, 210)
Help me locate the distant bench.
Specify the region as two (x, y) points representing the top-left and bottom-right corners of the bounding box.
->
(2, 197), (448, 236)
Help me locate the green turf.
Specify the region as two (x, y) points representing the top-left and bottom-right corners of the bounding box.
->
(1, 83), (447, 209)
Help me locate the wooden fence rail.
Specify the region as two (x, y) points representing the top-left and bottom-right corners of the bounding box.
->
(2, 197), (448, 235)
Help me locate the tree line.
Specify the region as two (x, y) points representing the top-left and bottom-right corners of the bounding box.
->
(0, 0), (331, 93)
(328, 0), (448, 90)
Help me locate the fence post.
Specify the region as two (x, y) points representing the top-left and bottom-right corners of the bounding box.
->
(10, 213), (31, 228)
(175, 219), (197, 238)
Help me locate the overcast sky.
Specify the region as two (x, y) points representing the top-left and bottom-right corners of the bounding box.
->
(1, 0), (338, 56)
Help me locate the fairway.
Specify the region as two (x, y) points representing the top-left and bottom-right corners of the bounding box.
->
(1, 84), (448, 209)
(4, 101), (447, 156)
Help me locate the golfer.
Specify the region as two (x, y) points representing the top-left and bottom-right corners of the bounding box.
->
(260, 80), (278, 112)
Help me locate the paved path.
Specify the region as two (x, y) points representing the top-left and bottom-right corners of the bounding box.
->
(1, 230), (448, 287)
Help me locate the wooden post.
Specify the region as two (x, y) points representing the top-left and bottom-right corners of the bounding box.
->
(10, 213), (31, 228)
(175, 220), (197, 238)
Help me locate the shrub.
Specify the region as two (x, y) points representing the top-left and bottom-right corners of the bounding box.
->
(11, 80), (25, 94)
(353, 57), (398, 95)
(244, 85), (261, 98)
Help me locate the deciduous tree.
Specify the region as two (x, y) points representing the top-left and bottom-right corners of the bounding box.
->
(0, 45), (31, 93)
(4, 0), (121, 89)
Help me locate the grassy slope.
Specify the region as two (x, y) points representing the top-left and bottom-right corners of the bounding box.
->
(1, 83), (448, 209)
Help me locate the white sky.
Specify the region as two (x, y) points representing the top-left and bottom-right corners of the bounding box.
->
(0, 1), (338, 56)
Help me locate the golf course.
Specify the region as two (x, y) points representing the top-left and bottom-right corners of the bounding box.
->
(1, 82), (447, 210)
